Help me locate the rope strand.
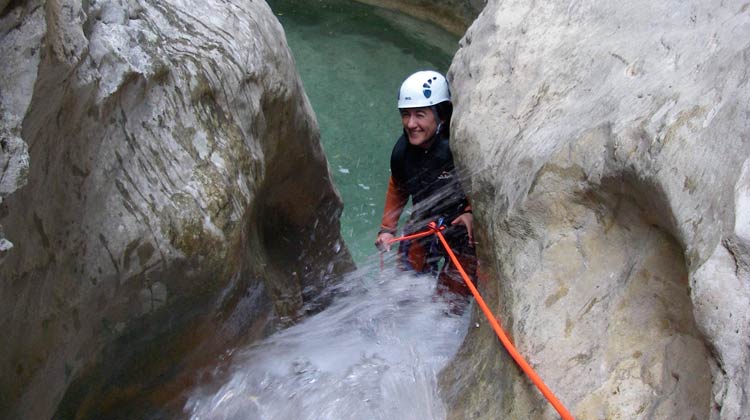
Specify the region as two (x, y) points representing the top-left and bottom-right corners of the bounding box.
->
(380, 221), (575, 420)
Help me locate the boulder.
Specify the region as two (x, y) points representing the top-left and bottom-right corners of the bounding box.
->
(443, 1), (750, 419)
(0, 0), (352, 418)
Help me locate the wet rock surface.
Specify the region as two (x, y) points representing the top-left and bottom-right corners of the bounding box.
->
(443, 1), (750, 419)
(0, 0), (352, 418)
(353, 0), (486, 35)
(0, 0), (37, 260)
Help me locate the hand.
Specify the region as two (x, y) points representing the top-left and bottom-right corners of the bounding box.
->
(451, 212), (474, 246)
(375, 232), (395, 252)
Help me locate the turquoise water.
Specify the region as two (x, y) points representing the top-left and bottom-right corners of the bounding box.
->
(184, 8), (468, 418)
(267, 0), (459, 263)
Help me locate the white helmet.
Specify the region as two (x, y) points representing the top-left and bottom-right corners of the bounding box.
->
(397, 70), (451, 109)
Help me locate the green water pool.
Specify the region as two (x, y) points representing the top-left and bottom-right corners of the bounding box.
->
(267, 0), (459, 263)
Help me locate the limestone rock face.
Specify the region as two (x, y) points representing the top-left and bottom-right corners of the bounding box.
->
(0, 0), (352, 418)
(444, 1), (750, 419)
(354, 0), (487, 34)
(0, 0), (36, 259)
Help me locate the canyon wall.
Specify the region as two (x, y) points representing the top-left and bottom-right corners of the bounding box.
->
(443, 1), (750, 419)
(0, 0), (352, 418)
(354, 0), (486, 35)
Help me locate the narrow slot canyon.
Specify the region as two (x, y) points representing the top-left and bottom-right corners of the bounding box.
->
(1, 1), (748, 419)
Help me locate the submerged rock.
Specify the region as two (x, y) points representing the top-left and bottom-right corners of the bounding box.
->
(445, 1), (749, 419)
(0, 0), (352, 418)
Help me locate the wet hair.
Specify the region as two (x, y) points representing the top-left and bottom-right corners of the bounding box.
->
(435, 101), (453, 133)
(433, 101), (453, 138)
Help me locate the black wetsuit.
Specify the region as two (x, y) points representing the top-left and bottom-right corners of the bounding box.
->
(390, 132), (472, 273)
(390, 133), (468, 229)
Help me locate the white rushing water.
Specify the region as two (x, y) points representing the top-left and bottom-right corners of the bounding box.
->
(182, 6), (468, 415)
(184, 259), (471, 420)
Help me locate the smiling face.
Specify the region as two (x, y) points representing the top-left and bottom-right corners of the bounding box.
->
(400, 107), (441, 149)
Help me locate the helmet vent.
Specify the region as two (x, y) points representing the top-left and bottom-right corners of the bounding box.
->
(422, 77), (438, 98)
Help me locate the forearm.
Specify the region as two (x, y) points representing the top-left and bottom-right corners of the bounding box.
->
(380, 176), (408, 233)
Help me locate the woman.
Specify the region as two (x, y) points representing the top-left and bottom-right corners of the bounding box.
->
(375, 70), (477, 300)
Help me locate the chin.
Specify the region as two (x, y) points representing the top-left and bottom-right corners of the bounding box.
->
(408, 136), (427, 147)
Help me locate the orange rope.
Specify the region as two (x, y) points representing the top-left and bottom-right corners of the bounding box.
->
(389, 228), (440, 243)
(380, 221), (575, 420)
(379, 226), (443, 270)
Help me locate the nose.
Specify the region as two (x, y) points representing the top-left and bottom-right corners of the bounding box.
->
(406, 114), (418, 129)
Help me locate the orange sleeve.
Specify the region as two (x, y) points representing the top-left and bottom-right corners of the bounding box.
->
(380, 176), (408, 234)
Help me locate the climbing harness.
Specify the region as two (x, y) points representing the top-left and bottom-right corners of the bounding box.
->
(380, 221), (575, 420)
